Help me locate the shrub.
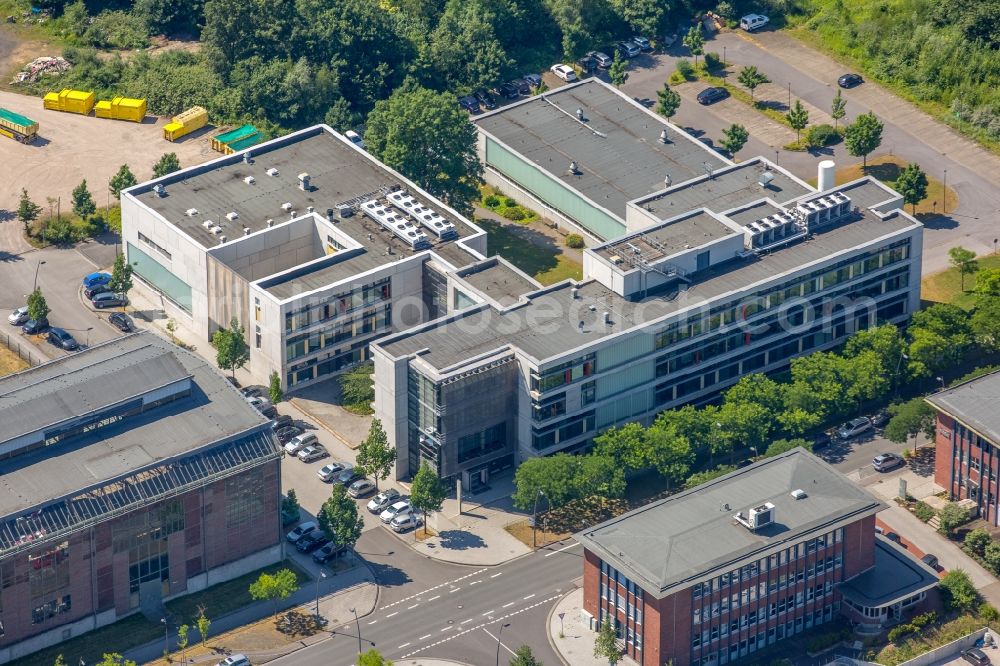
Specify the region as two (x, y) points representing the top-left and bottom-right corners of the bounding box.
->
(565, 233), (585, 249)
(483, 194), (501, 209)
(910, 611), (937, 628)
(503, 197), (516, 207)
(965, 528), (992, 556)
(676, 59), (695, 80)
(913, 501), (935, 522)
(669, 71), (687, 85)
(979, 603), (1000, 623)
(938, 502), (972, 533)
(806, 629), (848, 653)
(703, 52), (723, 71)
(806, 123), (840, 148)
(783, 139), (808, 151)
(939, 569), (979, 612)
(887, 623), (915, 643)
(502, 207), (526, 221)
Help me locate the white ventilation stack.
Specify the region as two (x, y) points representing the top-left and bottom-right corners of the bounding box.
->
(818, 160), (836, 192)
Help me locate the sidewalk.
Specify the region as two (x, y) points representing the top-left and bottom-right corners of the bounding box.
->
(547, 588), (610, 666)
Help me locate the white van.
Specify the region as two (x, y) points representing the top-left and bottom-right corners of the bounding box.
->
(740, 14), (769, 31)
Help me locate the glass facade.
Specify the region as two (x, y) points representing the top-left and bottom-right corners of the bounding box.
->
(128, 242), (193, 312)
(407, 368), (442, 476)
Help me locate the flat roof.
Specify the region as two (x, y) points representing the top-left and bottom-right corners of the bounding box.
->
(474, 80), (729, 220)
(926, 369), (1000, 445)
(378, 205), (919, 369)
(839, 537), (939, 608)
(638, 160), (812, 219)
(0, 332), (271, 517)
(596, 210), (737, 263)
(574, 449), (884, 598)
(724, 200), (785, 227)
(455, 258), (541, 307)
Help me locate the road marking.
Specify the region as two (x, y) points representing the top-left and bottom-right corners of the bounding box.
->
(490, 572), (503, 578)
(483, 626), (517, 657)
(427, 595), (440, 601)
(385, 612), (397, 618)
(544, 542), (580, 557)
(419, 634), (431, 640)
(407, 604), (419, 610)
(523, 594), (535, 600)
(398, 643), (410, 649)
(469, 580), (481, 585)
(502, 602), (514, 608)
(380, 568), (487, 609)
(460, 618), (475, 624)
(367, 620), (377, 625)
(449, 587), (460, 593)
(440, 626), (452, 632)
(483, 610), (495, 615)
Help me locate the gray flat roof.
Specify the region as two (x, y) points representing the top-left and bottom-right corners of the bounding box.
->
(839, 537), (939, 608)
(0, 332), (271, 517)
(456, 258), (541, 307)
(378, 206), (918, 369)
(638, 160), (812, 219)
(596, 210), (736, 262)
(574, 449), (884, 598)
(725, 200), (785, 227)
(927, 370), (1000, 445)
(475, 80), (729, 219)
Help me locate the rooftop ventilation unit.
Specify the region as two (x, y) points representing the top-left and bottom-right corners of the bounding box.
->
(570, 287), (579, 299)
(186, 208), (199, 217)
(609, 255), (623, 265)
(243, 227), (250, 236)
(244, 176), (255, 185)
(281, 202), (293, 212)
(153, 184), (166, 197)
(794, 192), (852, 230)
(360, 199), (430, 249)
(266, 168), (279, 177)
(758, 171), (775, 187)
(209, 225), (223, 235)
(575, 108), (584, 120)
(659, 128), (669, 144)
(298, 173), (311, 191)
(266, 219), (274, 228)
(337, 204), (354, 219)
(603, 311), (611, 325)
(703, 162), (715, 179)
(568, 161), (579, 175)
(743, 209), (806, 251)
(307, 206), (315, 214)
(326, 208), (334, 221)
(218, 235), (226, 243)
(225, 211), (239, 222)
(734, 502), (775, 531)
(790, 489), (807, 500)
(202, 220), (214, 229)
(387, 191), (457, 239)
(664, 174), (672, 187)
(242, 151), (251, 164)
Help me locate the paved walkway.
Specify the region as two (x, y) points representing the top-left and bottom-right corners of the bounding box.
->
(676, 78), (797, 148)
(547, 588), (613, 666)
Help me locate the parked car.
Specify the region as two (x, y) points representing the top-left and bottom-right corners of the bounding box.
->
(697, 87), (730, 105)
(313, 541), (346, 564)
(275, 425), (303, 444)
(259, 404), (277, 419)
(297, 444), (328, 462)
(108, 312), (133, 332)
(474, 89), (497, 110)
(577, 56), (598, 75)
(84, 284), (111, 299)
(523, 73), (542, 89)
(284, 432), (318, 455)
(317, 461), (347, 482)
(295, 532), (329, 553)
(838, 73), (864, 88)
(391, 512), (421, 533)
(631, 35), (652, 51)
(82, 272), (111, 289)
(367, 489), (402, 513)
(921, 553), (939, 569)
(510, 78), (531, 95)
(22, 317), (49, 335)
(884, 531), (902, 544)
(241, 385), (266, 398)
(837, 417), (872, 440)
(246, 395), (271, 410)
(633, 96), (654, 108)
(7, 306), (29, 325)
(494, 82), (520, 99)
(348, 479), (376, 498)
(457, 95), (480, 113)
(271, 414), (293, 431)
(961, 647), (991, 666)
(217, 654), (250, 666)
(334, 467), (361, 486)
(380, 500), (412, 524)
(739, 14), (769, 31)
(587, 51), (613, 69)
(285, 521), (317, 543)
(811, 432), (833, 451)
(92, 292), (127, 308)
(873, 452), (905, 472)
(615, 40), (641, 58)
(344, 129), (365, 149)
(870, 410), (891, 429)
(550, 64), (577, 82)
(47, 327), (79, 351)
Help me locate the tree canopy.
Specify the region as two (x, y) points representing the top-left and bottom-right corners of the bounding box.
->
(318, 483), (364, 548)
(356, 419), (395, 490)
(248, 568), (299, 617)
(212, 318), (250, 378)
(844, 111), (883, 168)
(894, 163), (928, 213)
(410, 463), (447, 535)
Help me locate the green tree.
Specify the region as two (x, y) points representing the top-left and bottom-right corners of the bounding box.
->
(717, 400), (773, 461)
(646, 424), (695, 489)
(965, 528), (992, 556)
(975, 268), (1000, 295)
(786, 100), (809, 141)
(911, 303), (973, 347)
(844, 324), (909, 390)
(318, 483), (364, 548)
(512, 454), (578, 509)
(96, 654), (138, 666)
(358, 650), (393, 666)
(340, 362), (374, 414)
(108, 252), (134, 309)
(356, 418), (395, 490)
(737, 65), (769, 102)
(410, 463), (447, 535)
(972, 296), (1000, 352)
(281, 488), (300, 523)
(948, 246), (979, 291)
(884, 397), (935, 449)
(72, 179), (97, 219)
(938, 502), (971, 534)
(907, 328), (953, 378)
(212, 317), (250, 379)
(196, 607), (211, 647)
(844, 111), (883, 169)
(268, 370), (283, 403)
(153, 152), (181, 178)
(573, 453), (626, 500)
(894, 163), (929, 214)
(609, 51), (628, 87)
(593, 619), (621, 665)
(249, 568), (299, 617)
(509, 644), (542, 666)
(109, 164), (138, 199)
(54, 655), (66, 666)
(656, 82), (681, 118)
(685, 464), (736, 489)
(63, 0), (90, 36)
(609, 0), (663, 36)
(177, 624), (190, 664)
(365, 86), (482, 214)
(720, 123), (749, 156)
(27, 287), (49, 323)
(655, 404), (719, 460)
(594, 422), (648, 473)
(831, 88), (846, 130)
(985, 542), (1000, 573)
(939, 569), (978, 611)
(17, 188), (42, 236)
(682, 24), (704, 68)
(423, 1), (512, 92)
(764, 438), (811, 457)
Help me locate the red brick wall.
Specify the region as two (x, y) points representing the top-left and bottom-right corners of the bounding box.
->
(934, 413), (955, 495)
(842, 515), (875, 579)
(582, 549), (599, 620)
(655, 590), (693, 666)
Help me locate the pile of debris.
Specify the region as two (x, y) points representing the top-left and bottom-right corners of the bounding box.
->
(12, 56), (71, 84)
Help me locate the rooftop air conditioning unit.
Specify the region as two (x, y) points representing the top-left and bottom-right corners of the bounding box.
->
(186, 208), (199, 217)
(266, 219), (274, 228)
(791, 489), (807, 500)
(244, 176), (255, 185)
(218, 235), (226, 243)
(209, 225), (222, 235)
(226, 211), (239, 221)
(202, 220), (214, 229)
(266, 168), (279, 177)
(734, 502), (776, 530)
(153, 184), (166, 197)
(609, 255), (623, 265)
(337, 204), (353, 218)
(243, 227), (250, 236)
(281, 202), (293, 212)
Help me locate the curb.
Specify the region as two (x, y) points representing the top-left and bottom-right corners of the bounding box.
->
(545, 588), (575, 666)
(287, 397), (359, 450)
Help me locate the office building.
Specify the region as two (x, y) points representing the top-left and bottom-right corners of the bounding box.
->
(929, 369), (1000, 524)
(574, 448), (938, 666)
(0, 332), (282, 661)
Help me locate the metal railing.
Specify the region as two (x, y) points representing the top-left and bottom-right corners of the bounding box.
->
(0, 330), (44, 368)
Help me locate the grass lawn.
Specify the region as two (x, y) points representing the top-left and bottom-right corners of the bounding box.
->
(165, 559), (310, 624)
(0, 345), (28, 376)
(825, 155), (959, 221)
(9, 613), (161, 666)
(922, 254), (1000, 310)
(478, 219), (582, 286)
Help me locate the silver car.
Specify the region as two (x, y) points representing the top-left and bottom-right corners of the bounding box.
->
(367, 489), (401, 513)
(380, 500), (412, 524)
(7, 306), (29, 325)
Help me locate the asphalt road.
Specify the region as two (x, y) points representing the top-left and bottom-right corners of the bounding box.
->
(277, 527), (580, 666)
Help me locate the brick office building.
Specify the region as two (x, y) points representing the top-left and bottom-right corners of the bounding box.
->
(928, 369), (1000, 525)
(0, 332), (282, 662)
(574, 449), (938, 666)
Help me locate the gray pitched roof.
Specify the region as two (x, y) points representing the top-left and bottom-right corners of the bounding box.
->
(926, 369), (1000, 445)
(573, 449), (884, 599)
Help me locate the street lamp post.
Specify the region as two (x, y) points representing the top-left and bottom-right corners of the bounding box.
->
(495, 622), (510, 666)
(350, 607), (362, 656)
(943, 169), (947, 214)
(161, 618), (168, 657)
(315, 571), (327, 617)
(774, 149), (779, 166)
(532, 490), (546, 548)
(994, 238), (998, 256)
(33, 260), (46, 291)
(787, 82), (791, 109)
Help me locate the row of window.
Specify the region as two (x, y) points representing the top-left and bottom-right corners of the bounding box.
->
(32, 594), (71, 625)
(284, 278), (391, 333)
(531, 410), (595, 450)
(695, 580), (835, 636)
(285, 305), (390, 361)
(690, 604), (838, 666)
(598, 608), (642, 650)
(286, 343), (368, 387)
(457, 423), (508, 463)
(137, 231), (172, 260)
(532, 354), (596, 392)
(842, 592), (923, 619)
(600, 583), (644, 624)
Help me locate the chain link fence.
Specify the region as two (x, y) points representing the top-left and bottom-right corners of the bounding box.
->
(0, 330), (44, 369)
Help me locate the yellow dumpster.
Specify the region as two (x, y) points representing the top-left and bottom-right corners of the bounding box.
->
(94, 97), (146, 122)
(43, 89), (95, 115)
(163, 105), (208, 141)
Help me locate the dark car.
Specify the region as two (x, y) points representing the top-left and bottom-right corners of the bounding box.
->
(473, 89), (497, 110)
(333, 467), (361, 486)
(697, 87), (730, 105)
(92, 292), (127, 309)
(633, 96), (654, 108)
(871, 410), (890, 429)
(275, 425), (304, 444)
(259, 404), (278, 419)
(523, 73), (542, 89)
(921, 553), (939, 569)
(313, 541), (347, 564)
(82, 272), (111, 289)
(577, 55), (598, 76)
(961, 647), (991, 666)
(106, 312), (132, 333)
(457, 95), (480, 113)
(295, 532), (329, 553)
(241, 385), (266, 399)
(22, 317), (49, 335)
(885, 531), (902, 544)
(510, 78), (530, 95)
(494, 82), (520, 99)
(84, 284), (111, 299)
(271, 415), (294, 431)
(838, 73), (863, 88)
(811, 432), (833, 451)
(47, 327), (79, 351)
